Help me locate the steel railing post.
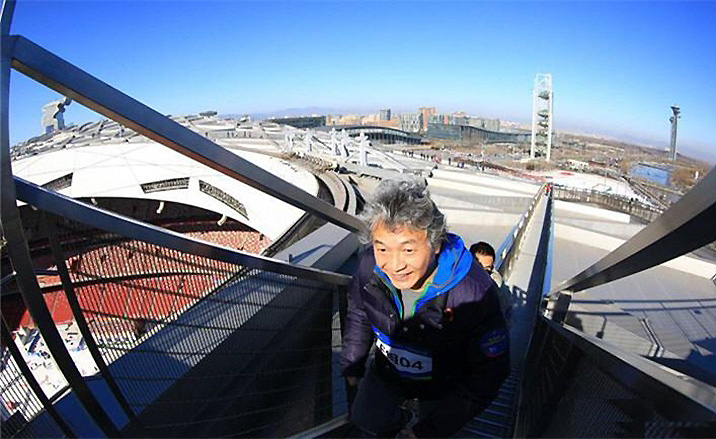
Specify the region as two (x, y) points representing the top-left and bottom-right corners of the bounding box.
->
(551, 290), (573, 324)
(2, 4), (120, 434)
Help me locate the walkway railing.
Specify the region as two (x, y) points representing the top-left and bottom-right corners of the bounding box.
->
(551, 184), (662, 224)
(518, 165), (716, 436)
(550, 165), (716, 298)
(494, 184), (546, 278)
(2, 188), (352, 436)
(515, 315), (716, 437)
(552, 183), (716, 254)
(1, 1), (359, 436)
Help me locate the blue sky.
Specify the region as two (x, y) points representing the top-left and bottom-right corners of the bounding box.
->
(7, 1), (716, 163)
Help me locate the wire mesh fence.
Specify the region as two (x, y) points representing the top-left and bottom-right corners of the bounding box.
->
(1, 319), (73, 438)
(0, 312), (71, 415)
(1, 338), (53, 437)
(2, 205), (349, 437)
(516, 316), (716, 438)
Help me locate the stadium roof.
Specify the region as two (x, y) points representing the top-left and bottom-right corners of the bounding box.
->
(12, 139), (317, 240)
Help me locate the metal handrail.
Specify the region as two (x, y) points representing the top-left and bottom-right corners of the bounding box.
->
(514, 314), (716, 437)
(2, 2), (121, 436)
(550, 164), (716, 295)
(494, 184), (546, 277)
(15, 177), (352, 287)
(546, 316), (716, 419)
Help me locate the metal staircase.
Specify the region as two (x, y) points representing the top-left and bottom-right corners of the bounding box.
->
(459, 368), (519, 438)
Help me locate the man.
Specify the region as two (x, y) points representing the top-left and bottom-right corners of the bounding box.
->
(470, 241), (512, 326)
(469, 242), (498, 278)
(341, 178), (509, 438)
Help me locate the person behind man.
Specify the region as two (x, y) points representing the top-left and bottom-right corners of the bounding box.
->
(470, 242), (501, 284)
(470, 241), (512, 326)
(341, 178), (509, 438)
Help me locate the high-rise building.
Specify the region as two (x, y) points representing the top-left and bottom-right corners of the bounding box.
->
(379, 109), (391, 121)
(419, 107), (437, 132)
(399, 113), (423, 133)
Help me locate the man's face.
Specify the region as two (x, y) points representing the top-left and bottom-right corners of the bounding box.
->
(475, 253), (495, 273)
(372, 221), (438, 290)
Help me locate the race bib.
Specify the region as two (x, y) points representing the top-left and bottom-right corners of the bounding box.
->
(375, 337), (432, 379)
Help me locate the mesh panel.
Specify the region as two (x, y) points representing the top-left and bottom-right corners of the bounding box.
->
(521, 319), (709, 438)
(6, 211), (347, 436)
(542, 359), (635, 437)
(1, 332), (67, 438)
(1, 312), (70, 401)
(119, 269), (345, 437)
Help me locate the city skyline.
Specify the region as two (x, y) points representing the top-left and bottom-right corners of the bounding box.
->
(6, 1), (716, 163)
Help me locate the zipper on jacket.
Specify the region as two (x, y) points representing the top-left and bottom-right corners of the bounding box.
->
(367, 276), (403, 321)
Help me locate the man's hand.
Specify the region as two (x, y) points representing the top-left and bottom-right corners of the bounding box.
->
(346, 376), (359, 386)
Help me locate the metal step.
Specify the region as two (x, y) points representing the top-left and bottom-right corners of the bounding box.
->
(460, 369), (521, 437)
(468, 416), (509, 429)
(493, 393), (515, 406)
(487, 399), (513, 410)
(478, 409), (511, 426)
(463, 418), (510, 438)
(483, 407), (511, 419)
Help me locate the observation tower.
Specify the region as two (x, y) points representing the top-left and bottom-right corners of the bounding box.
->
(669, 105), (680, 161)
(530, 73), (553, 161)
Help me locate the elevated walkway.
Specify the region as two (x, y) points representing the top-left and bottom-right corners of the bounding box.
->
(457, 192), (550, 438)
(504, 194), (549, 367)
(2, 15), (715, 437)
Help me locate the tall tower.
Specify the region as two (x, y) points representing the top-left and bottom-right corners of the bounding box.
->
(530, 74), (553, 161)
(669, 106), (680, 161)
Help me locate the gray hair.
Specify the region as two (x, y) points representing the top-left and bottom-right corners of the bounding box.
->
(359, 177), (447, 250)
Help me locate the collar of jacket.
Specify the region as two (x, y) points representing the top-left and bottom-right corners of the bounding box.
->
(372, 233), (472, 318)
(364, 276), (447, 330)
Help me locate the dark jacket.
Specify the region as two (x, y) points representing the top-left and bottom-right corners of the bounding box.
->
(341, 233), (510, 402)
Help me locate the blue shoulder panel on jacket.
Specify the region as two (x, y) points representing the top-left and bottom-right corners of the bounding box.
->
(414, 233), (473, 310)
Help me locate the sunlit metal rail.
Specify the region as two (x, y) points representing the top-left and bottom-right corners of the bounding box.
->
(1, 0), (358, 435)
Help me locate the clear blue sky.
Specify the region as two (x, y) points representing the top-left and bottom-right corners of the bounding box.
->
(7, 0), (716, 163)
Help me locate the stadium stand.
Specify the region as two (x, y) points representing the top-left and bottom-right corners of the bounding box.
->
(2, 198), (269, 339)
